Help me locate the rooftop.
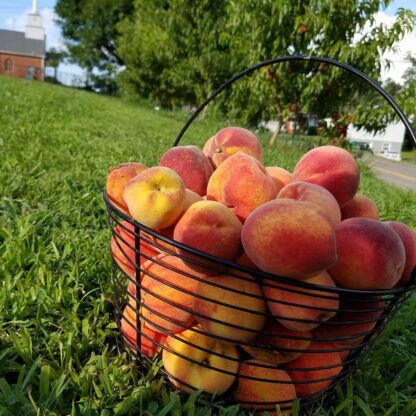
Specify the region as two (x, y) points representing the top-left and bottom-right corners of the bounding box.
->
(0, 29), (45, 58)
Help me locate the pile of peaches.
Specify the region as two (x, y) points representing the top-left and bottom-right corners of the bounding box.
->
(106, 127), (416, 413)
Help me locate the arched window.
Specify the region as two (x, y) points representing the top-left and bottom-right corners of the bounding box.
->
(4, 59), (13, 72)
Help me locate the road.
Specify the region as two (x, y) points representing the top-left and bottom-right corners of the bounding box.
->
(365, 155), (416, 191)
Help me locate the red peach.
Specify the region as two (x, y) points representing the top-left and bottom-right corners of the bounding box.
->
(203, 127), (263, 168)
(263, 272), (339, 332)
(207, 152), (277, 222)
(285, 341), (343, 397)
(277, 181), (341, 226)
(341, 194), (380, 220)
(266, 166), (294, 192)
(242, 199), (337, 279)
(293, 145), (360, 207)
(328, 218), (406, 289)
(384, 221), (416, 285)
(234, 360), (297, 414)
(160, 145), (213, 196)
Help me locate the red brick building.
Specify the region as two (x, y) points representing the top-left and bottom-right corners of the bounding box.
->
(0, 3), (46, 81)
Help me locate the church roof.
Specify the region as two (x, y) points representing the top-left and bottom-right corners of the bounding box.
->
(0, 29), (45, 58)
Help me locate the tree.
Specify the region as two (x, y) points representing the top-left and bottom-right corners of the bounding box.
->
(117, 0), (236, 108)
(55, 0), (134, 73)
(45, 48), (67, 82)
(224, 0), (416, 144)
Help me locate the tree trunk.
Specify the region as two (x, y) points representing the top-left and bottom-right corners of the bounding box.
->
(269, 119), (282, 146)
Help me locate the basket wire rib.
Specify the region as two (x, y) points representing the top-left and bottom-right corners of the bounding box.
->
(105, 55), (416, 411)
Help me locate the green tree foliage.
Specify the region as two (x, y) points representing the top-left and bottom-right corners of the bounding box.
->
(117, 0), (235, 108)
(224, 0), (415, 142)
(117, 0), (415, 142)
(55, 0), (134, 72)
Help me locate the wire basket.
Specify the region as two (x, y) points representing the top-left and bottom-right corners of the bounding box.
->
(104, 56), (416, 414)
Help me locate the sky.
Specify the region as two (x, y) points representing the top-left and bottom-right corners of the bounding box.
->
(0, 0), (416, 83)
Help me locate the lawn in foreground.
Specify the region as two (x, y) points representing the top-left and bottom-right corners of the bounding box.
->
(0, 76), (415, 416)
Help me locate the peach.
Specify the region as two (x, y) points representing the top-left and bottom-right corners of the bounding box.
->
(111, 221), (159, 276)
(162, 325), (239, 394)
(341, 194), (380, 220)
(266, 166), (294, 192)
(384, 221), (416, 285)
(314, 298), (385, 346)
(173, 200), (243, 269)
(203, 127), (263, 168)
(293, 145), (360, 207)
(285, 341), (343, 397)
(236, 251), (260, 270)
(207, 152), (277, 222)
(242, 199), (337, 279)
(121, 298), (167, 357)
(328, 218), (406, 289)
(142, 226), (176, 255)
(159, 145), (213, 196)
(193, 274), (266, 343)
(277, 181), (341, 226)
(263, 272), (339, 332)
(106, 162), (147, 213)
(242, 319), (312, 364)
(234, 360), (296, 414)
(123, 166), (186, 229)
(141, 254), (214, 333)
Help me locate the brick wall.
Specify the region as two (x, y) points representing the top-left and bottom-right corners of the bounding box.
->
(0, 52), (44, 80)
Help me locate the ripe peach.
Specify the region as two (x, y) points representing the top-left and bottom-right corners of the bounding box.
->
(328, 218), (406, 289)
(193, 274), (266, 343)
(341, 194), (380, 220)
(159, 145), (213, 196)
(314, 298), (385, 346)
(121, 298), (167, 357)
(234, 360), (296, 414)
(141, 254), (214, 333)
(162, 325), (239, 394)
(236, 251), (260, 270)
(242, 319), (312, 364)
(263, 272), (339, 332)
(384, 221), (416, 285)
(111, 221), (159, 276)
(277, 181), (341, 226)
(266, 166), (294, 192)
(106, 162), (147, 213)
(285, 341), (343, 397)
(242, 199), (337, 279)
(173, 200), (243, 270)
(123, 166), (186, 229)
(293, 145), (360, 207)
(203, 127), (263, 168)
(207, 152), (277, 222)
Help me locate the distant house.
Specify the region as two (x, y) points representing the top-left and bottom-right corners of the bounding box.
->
(0, 1), (46, 81)
(347, 122), (406, 161)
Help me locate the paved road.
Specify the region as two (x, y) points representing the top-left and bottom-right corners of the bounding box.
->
(365, 155), (416, 191)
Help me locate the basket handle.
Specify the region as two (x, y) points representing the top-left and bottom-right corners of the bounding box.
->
(173, 55), (416, 147)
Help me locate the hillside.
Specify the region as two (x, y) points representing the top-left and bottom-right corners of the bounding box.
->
(0, 76), (415, 416)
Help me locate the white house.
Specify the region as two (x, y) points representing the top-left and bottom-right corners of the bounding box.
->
(347, 122), (406, 161)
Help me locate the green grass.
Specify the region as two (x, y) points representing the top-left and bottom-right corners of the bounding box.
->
(401, 150), (416, 164)
(0, 76), (415, 416)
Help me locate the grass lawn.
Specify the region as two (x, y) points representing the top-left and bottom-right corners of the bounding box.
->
(401, 150), (416, 164)
(0, 76), (416, 416)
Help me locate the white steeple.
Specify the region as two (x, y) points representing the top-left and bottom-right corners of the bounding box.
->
(26, 0), (45, 41)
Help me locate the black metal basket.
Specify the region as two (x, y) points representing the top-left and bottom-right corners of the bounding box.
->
(104, 56), (416, 414)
